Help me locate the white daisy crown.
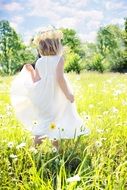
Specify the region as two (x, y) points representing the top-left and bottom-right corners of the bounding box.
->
(33, 26), (63, 46)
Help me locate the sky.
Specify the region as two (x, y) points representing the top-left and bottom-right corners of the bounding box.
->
(0, 0), (127, 44)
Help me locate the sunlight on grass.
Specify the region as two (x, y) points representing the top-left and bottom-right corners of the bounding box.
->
(0, 72), (127, 189)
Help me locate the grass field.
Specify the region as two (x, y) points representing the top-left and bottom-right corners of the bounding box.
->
(0, 72), (127, 190)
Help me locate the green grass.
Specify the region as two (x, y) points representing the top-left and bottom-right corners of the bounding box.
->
(0, 72), (127, 190)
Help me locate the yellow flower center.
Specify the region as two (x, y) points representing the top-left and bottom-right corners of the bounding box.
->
(50, 122), (56, 129)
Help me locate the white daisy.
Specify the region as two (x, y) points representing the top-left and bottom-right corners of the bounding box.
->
(66, 175), (81, 183)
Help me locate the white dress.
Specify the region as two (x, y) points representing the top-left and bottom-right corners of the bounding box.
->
(10, 55), (90, 140)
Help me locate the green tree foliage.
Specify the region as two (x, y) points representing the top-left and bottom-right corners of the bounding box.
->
(82, 23), (126, 73)
(97, 25), (123, 58)
(0, 20), (35, 75)
(86, 22), (127, 72)
(62, 28), (81, 53)
(61, 28), (84, 73)
(82, 41), (106, 72)
(85, 53), (104, 73)
(124, 17), (127, 49)
(122, 18), (127, 72)
(108, 23), (127, 72)
(64, 47), (82, 74)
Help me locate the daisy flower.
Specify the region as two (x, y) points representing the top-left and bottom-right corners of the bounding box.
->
(66, 175), (81, 183)
(50, 122), (56, 130)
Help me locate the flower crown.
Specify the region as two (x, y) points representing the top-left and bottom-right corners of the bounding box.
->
(33, 27), (63, 46)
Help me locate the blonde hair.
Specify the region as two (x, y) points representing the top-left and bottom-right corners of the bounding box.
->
(33, 28), (63, 56)
(39, 38), (61, 56)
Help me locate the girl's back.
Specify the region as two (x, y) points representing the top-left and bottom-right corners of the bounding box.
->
(10, 28), (90, 141)
(35, 55), (61, 78)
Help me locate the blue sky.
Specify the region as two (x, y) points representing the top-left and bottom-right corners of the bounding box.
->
(0, 0), (127, 44)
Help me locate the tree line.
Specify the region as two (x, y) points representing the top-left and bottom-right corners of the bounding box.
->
(0, 19), (127, 75)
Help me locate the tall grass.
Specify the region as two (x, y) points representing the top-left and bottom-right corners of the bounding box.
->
(0, 72), (127, 190)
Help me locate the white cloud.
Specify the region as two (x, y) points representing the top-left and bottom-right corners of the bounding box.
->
(56, 17), (79, 28)
(63, 0), (88, 8)
(11, 16), (24, 24)
(105, 1), (126, 10)
(22, 31), (34, 45)
(79, 31), (97, 42)
(10, 16), (24, 32)
(86, 20), (101, 30)
(27, 0), (60, 20)
(1, 2), (23, 11)
(27, 0), (88, 18)
(1, 0), (126, 43)
(25, 0), (104, 43)
(110, 18), (124, 25)
(76, 10), (103, 21)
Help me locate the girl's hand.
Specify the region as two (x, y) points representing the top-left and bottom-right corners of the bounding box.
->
(24, 64), (34, 72)
(66, 93), (74, 103)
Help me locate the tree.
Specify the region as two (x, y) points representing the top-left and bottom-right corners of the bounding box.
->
(123, 18), (127, 61)
(124, 17), (127, 49)
(61, 28), (85, 73)
(0, 20), (35, 75)
(97, 25), (123, 58)
(96, 24), (126, 72)
(61, 28), (81, 54)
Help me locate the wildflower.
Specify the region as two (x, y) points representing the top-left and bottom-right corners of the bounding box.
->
(33, 120), (38, 125)
(52, 147), (58, 153)
(88, 83), (94, 88)
(106, 79), (112, 83)
(84, 115), (90, 120)
(16, 142), (26, 149)
(113, 90), (122, 96)
(122, 100), (127, 106)
(66, 174), (81, 183)
(6, 111), (12, 116)
(100, 137), (107, 141)
(103, 111), (109, 115)
(96, 128), (104, 134)
(8, 142), (14, 148)
(95, 140), (102, 148)
(89, 104), (94, 108)
(111, 107), (118, 113)
(6, 104), (12, 111)
(29, 147), (38, 154)
(0, 114), (3, 119)
(50, 122), (56, 129)
(9, 154), (18, 160)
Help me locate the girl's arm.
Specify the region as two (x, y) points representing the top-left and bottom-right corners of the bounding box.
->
(34, 67), (41, 82)
(24, 64), (41, 83)
(56, 57), (74, 103)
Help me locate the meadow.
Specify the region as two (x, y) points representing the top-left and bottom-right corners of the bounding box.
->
(0, 72), (127, 190)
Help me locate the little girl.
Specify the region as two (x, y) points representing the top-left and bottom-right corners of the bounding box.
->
(10, 28), (90, 146)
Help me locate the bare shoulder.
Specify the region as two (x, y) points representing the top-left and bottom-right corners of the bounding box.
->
(58, 55), (65, 66)
(56, 56), (65, 77)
